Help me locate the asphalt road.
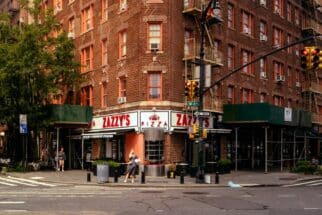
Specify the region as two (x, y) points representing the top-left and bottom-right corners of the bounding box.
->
(0, 184), (321, 215)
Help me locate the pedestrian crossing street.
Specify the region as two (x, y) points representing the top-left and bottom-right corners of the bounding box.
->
(283, 179), (322, 187)
(0, 176), (56, 187)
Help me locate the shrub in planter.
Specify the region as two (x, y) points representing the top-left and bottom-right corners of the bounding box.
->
(217, 159), (232, 174)
(291, 160), (316, 174)
(107, 160), (120, 177)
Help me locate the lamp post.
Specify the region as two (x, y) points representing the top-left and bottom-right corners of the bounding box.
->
(196, 0), (222, 183)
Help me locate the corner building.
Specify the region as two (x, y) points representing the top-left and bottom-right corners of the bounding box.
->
(45, 0), (321, 173)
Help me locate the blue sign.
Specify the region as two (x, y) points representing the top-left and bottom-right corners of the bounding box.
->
(20, 124), (28, 134)
(19, 114), (28, 134)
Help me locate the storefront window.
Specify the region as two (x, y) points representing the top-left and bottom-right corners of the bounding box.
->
(145, 140), (164, 164)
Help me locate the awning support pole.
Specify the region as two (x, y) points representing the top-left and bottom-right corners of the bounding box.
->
(56, 127), (60, 171)
(81, 129), (84, 170)
(265, 127), (268, 174)
(235, 128), (238, 172)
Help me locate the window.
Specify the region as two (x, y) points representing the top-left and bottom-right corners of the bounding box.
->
(273, 61), (284, 80)
(54, 0), (62, 14)
(82, 5), (94, 33)
(274, 0), (283, 16)
(273, 95), (284, 106)
(273, 27), (283, 48)
(184, 30), (194, 57)
(259, 20), (267, 41)
(81, 86), (93, 106)
(119, 30), (127, 58)
(241, 49), (253, 74)
(120, 0), (127, 11)
(68, 17), (75, 38)
(101, 81), (108, 108)
(286, 2), (291, 21)
(148, 23), (161, 51)
(102, 39), (108, 65)
(52, 94), (62, 104)
(102, 0), (108, 21)
(242, 11), (253, 36)
(260, 93), (266, 103)
(259, 58), (267, 78)
(81, 45), (93, 72)
(287, 99), (292, 108)
(148, 72), (161, 100)
(227, 86), (235, 104)
(119, 76), (126, 97)
(227, 45), (234, 69)
(294, 8), (300, 26)
(286, 34), (291, 53)
(227, 3), (234, 29)
(295, 69), (300, 85)
(241, 88), (253, 104)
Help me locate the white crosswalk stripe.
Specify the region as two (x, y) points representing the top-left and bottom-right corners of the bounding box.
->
(0, 176), (56, 187)
(283, 179), (322, 187)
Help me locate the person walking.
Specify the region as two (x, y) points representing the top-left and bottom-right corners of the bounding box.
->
(124, 149), (139, 183)
(57, 147), (66, 171)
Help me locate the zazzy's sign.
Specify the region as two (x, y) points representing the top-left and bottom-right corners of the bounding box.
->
(171, 111), (213, 129)
(91, 112), (138, 130)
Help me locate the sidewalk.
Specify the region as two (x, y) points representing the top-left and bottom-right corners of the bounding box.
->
(6, 170), (322, 188)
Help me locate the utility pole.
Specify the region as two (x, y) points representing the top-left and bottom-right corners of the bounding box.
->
(196, 0), (222, 183)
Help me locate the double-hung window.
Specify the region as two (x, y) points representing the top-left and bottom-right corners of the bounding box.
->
(82, 5), (93, 33)
(148, 72), (161, 100)
(119, 30), (127, 58)
(148, 23), (161, 51)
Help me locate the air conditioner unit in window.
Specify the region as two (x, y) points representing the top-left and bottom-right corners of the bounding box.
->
(68, 32), (74, 39)
(120, 2), (127, 10)
(295, 82), (301, 87)
(260, 72), (267, 79)
(273, 43), (281, 49)
(150, 43), (159, 52)
(275, 8), (280, 15)
(117, 96), (127, 104)
(260, 34), (267, 41)
(260, 0), (266, 6)
(244, 28), (250, 35)
(276, 75), (285, 82)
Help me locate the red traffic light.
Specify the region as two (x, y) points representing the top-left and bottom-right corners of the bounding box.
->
(301, 49), (308, 56)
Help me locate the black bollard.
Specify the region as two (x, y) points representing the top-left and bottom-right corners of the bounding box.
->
(180, 171), (184, 184)
(114, 169), (118, 183)
(87, 172), (91, 182)
(141, 171), (145, 184)
(215, 171), (219, 184)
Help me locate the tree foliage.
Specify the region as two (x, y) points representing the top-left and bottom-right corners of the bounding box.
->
(0, 1), (82, 161)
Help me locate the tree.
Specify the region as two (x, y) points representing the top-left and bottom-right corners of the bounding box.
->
(0, 1), (82, 161)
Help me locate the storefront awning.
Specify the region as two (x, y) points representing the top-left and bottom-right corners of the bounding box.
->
(206, 128), (232, 134)
(81, 132), (116, 139)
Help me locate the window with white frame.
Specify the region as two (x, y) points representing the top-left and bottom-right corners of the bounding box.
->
(148, 72), (162, 100)
(148, 23), (161, 51)
(242, 11), (253, 36)
(227, 3), (234, 29)
(241, 49), (253, 74)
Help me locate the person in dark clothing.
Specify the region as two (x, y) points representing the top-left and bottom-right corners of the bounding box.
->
(124, 149), (139, 183)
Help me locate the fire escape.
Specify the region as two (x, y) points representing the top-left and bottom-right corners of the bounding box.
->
(301, 0), (322, 129)
(182, 0), (223, 113)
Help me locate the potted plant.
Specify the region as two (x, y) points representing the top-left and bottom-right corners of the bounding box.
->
(107, 160), (120, 177)
(217, 159), (232, 174)
(166, 164), (176, 179)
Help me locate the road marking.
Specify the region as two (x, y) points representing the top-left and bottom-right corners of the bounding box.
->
(0, 177), (37, 186)
(283, 179), (322, 187)
(0, 201), (25, 204)
(0, 181), (17, 187)
(278, 194), (296, 198)
(8, 176), (56, 187)
(30, 176), (44, 180)
(304, 208), (320, 210)
(2, 210), (28, 213)
(307, 182), (322, 186)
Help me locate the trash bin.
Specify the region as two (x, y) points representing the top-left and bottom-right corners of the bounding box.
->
(97, 164), (109, 183)
(205, 174), (211, 184)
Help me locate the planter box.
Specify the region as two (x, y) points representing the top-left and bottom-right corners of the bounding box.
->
(97, 164), (109, 183)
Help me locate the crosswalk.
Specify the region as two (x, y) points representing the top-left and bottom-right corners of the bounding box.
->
(0, 176), (56, 187)
(283, 179), (322, 187)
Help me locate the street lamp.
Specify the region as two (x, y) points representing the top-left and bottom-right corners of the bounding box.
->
(196, 0), (222, 183)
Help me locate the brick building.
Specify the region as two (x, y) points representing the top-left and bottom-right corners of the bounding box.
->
(1, 0), (321, 173)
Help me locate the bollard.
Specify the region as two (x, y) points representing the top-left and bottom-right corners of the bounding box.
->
(141, 171), (145, 184)
(114, 169), (118, 183)
(215, 171), (219, 184)
(87, 172), (91, 182)
(180, 171), (184, 184)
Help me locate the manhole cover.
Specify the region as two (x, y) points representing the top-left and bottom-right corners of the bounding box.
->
(183, 191), (209, 195)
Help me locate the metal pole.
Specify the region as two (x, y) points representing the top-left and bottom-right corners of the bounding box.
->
(56, 128), (60, 171)
(251, 129), (255, 169)
(81, 129), (84, 170)
(293, 130), (296, 167)
(235, 128), (238, 172)
(265, 127), (268, 173)
(281, 129), (283, 172)
(304, 132), (307, 160)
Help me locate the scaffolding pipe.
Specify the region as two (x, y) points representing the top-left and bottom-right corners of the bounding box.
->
(81, 129), (84, 170)
(293, 130), (296, 167)
(56, 128), (60, 171)
(251, 129), (255, 169)
(304, 132), (307, 160)
(281, 129), (283, 172)
(265, 127), (268, 173)
(235, 128), (238, 172)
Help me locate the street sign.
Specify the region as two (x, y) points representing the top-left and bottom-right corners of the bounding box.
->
(194, 111), (210, 116)
(19, 114), (28, 134)
(187, 101), (199, 106)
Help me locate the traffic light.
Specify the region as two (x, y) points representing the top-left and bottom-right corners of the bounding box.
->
(312, 48), (320, 69)
(184, 80), (191, 97)
(192, 80), (199, 98)
(202, 129), (207, 139)
(192, 124), (199, 136)
(301, 48), (309, 69)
